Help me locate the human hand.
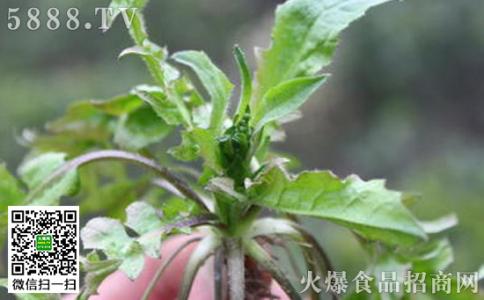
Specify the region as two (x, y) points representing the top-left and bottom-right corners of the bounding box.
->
(65, 234), (289, 299)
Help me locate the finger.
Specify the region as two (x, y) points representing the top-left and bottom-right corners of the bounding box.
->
(65, 234), (213, 300)
(269, 281), (291, 300)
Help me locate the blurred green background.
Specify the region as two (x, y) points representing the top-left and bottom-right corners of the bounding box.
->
(0, 0), (482, 288)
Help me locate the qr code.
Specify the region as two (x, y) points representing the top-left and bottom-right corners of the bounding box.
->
(8, 206), (79, 293)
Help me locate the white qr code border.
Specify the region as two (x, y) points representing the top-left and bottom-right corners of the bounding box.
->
(8, 206), (80, 294)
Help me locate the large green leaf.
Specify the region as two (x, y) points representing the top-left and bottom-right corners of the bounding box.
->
(172, 51), (234, 133)
(251, 75), (327, 131)
(114, 105), (172, 150)
(255, 0), (393, 98)
(19, 153), (79, 205)
(249, 166), (427, 245)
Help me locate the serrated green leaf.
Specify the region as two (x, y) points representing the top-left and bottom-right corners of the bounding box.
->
(255, 0), (394, 98)
(20, 153), (80, 205)
(81, 217), (145, 279)
(172, 51), (234, 133)
(249, 167), (427, 246)
(252, 75), (327, 131)
(125, 201), (164, 235)
(114, 106), (172, 150)
(91, 94), (143, 116)
(121, 40), (195, 126)
(125, 202), (164, 258)
(81, 218), (131, 255)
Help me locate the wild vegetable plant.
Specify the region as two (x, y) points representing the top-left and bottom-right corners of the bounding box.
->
(0, 0), (470, 299)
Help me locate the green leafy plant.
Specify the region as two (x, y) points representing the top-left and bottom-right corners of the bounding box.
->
(1, 0), (478, 299)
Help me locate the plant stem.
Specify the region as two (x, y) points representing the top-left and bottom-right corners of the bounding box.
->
(128, 13), (164, 86)
(280, 243), (303, 280)
(213, 248), (224, 300)
(227, 238), (245, 300)
(291, 222), (335, 274)
(244, 239), (302, 300)
(230, 205), (262, 237)
(288, 217), (338, 300)
(26, 150), (209, 211)
(141, 237), (202, 300)
(179, 233), (221, 300)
